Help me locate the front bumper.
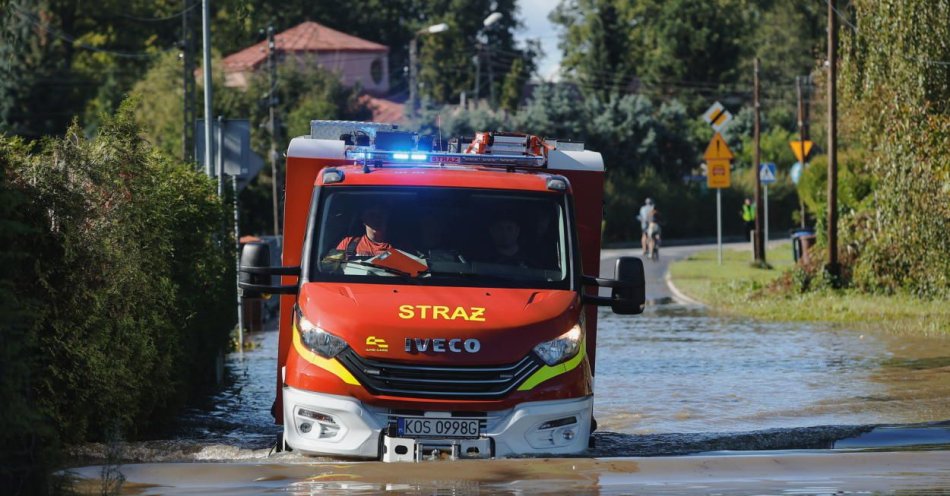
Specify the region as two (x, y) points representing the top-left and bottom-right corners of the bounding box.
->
(283, 386), (593, 460)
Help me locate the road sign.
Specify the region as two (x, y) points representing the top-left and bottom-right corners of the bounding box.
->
(759, 162), (777, 184)
(702, 101), (733, 132)
(790, 161), (804, 185)
(706, 159), (731, 188)
(196, 119), (251, 176)
(704, 132), (734, 161)
(789, 140), (813, 163)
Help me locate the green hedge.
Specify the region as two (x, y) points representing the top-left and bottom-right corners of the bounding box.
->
(838, 0), (950, 298)
(0, 102), (234, 490)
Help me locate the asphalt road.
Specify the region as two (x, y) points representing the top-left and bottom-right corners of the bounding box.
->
(600, 241), (745, 304)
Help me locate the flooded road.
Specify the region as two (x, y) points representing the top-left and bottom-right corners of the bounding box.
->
(68, 244), (950, 492)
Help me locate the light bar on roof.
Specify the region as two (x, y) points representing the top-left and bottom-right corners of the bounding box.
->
(345, 149), (546, 168)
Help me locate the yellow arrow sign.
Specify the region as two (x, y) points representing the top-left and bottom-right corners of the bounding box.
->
(789, 140), (813, 163)
(704, 132), (734, 161)
(706, 159), (731, 189)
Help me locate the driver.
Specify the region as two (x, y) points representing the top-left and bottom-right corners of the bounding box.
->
(336, 206), (395, 258)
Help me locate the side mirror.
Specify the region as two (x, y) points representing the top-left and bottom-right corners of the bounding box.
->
(581, 256), (645, 315)
(239, 242), (300, 297)
(610, 257), (645, 315)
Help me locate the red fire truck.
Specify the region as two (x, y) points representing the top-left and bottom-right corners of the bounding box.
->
(240, 121), (645, 462)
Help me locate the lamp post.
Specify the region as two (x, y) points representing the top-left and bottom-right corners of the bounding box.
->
(480, 13), (503, 106)
(409, 22), (449, 119)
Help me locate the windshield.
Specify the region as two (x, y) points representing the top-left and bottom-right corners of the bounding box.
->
(308, 187), (571, 289)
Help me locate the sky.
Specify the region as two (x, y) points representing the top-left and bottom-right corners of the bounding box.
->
(514, 0), (563, 80)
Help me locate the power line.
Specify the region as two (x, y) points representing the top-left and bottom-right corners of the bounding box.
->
(117, 2), (200, 22)
(12, 5), (155, 60)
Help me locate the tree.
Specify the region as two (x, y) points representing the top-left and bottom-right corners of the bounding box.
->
(500, 58), (526, 111)
(839, 0), (950, 298)
(550, 0), (640, 98)
(413, 0), (531, 105)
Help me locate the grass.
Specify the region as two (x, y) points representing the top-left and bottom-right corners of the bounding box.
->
(669, 242), (950, 336)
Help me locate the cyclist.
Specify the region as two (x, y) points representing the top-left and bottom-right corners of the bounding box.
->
(637, 198), (655, 256)
(647, 208), (662, 260)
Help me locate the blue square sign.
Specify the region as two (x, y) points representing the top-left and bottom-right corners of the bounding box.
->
(759, 162), (777, 184)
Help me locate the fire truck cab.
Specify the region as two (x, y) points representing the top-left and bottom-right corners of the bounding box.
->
(240, 121), (645, 462)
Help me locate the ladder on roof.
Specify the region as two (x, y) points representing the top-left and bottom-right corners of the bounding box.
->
(464, 132), (550, 157)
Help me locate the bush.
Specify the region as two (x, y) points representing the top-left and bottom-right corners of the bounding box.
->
(0, 100), (234, 491)
(838, 1), (950, 299)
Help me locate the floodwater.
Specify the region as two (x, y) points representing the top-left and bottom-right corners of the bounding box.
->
(67, 246), (950, 493)
(118, 303), (949, 460)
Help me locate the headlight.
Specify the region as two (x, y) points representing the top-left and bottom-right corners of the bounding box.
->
(533, 321), (583, 366)
(295, 307), (348, 358)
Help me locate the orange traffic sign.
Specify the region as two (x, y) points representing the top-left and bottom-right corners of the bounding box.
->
(706, 159), (731, 188)
(789, 140), (813, 163)
(704, 132), (734, 161)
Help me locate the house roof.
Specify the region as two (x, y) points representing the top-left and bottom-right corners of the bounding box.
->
(222, 21), (389, 72)
(359, 95), (405, 124)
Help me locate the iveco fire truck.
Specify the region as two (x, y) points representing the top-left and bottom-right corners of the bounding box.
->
(239, 120), (645, 462)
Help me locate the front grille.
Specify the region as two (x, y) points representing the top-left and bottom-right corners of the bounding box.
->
(337, 349), (542, 399)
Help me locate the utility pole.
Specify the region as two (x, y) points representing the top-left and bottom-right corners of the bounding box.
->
(181, 0), (196, 163)
(408, 37), (418, 119)
(267, 25), (280, 237)
(826, 0), (839, 277)
(796, 76), (807, 228)
(474, 44), (481, 103)
(201, 0), (213, 178)
(486, 37), (495, 107)
(409, 24), (449, 118)
(753, 57), (765, 264)
(482, 13), (503, 107)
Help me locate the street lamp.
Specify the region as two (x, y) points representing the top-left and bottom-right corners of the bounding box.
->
(483, 12), (503, 28)
(409, 22), (450, 119)
(475, 13), (503, 105)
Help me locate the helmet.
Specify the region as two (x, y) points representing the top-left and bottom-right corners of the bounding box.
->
(645, 198), (654, 206)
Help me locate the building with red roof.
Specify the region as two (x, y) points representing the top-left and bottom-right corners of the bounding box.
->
(221, 21), (392, 97)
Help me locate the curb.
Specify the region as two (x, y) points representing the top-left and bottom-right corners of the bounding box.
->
(663, 270), (705, 307)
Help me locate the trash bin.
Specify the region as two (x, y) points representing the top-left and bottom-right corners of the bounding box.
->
(791, 229), (816, 264)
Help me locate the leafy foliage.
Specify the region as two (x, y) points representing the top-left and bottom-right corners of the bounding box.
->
(0, 101), (234, 460)
(839, 0), (950, 298)
(416, 85), (802, 241)
(0, 137), (63, 495)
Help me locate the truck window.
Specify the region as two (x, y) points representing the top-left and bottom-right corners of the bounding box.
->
(309, 187), (571, 289)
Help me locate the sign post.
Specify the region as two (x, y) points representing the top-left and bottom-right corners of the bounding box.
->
(704, 132), (734, 265)
(759, 162), (776, 250)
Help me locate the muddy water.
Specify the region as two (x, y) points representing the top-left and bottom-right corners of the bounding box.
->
(79, 299), (950, 463)
(595, 304), (950, 434)
(70, 451), (950, 495)
(67, 298), (950, 493)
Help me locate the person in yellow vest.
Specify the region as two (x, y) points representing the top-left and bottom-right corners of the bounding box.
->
(741, 198), (756, 241)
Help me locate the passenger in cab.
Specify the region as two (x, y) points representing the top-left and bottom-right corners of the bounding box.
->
(484, 217), (532, 266)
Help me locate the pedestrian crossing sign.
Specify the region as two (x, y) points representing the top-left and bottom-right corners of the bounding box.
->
(759, 162), (777, 184)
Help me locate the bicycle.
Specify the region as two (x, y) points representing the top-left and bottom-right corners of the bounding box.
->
(647, 222), (661, 261)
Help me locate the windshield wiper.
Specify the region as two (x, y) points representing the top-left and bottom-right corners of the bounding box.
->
(422, 269), (513, 281)
(344, 260), (417, 279)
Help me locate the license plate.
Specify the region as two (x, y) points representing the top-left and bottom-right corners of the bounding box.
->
(397, 417), (480, 438)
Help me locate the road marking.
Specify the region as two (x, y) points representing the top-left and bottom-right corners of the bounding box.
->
(663, 270), (705, 307)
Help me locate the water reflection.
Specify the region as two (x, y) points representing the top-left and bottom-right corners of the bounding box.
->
(155, 300), (950, 459)
(594, 304), (887, 434)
